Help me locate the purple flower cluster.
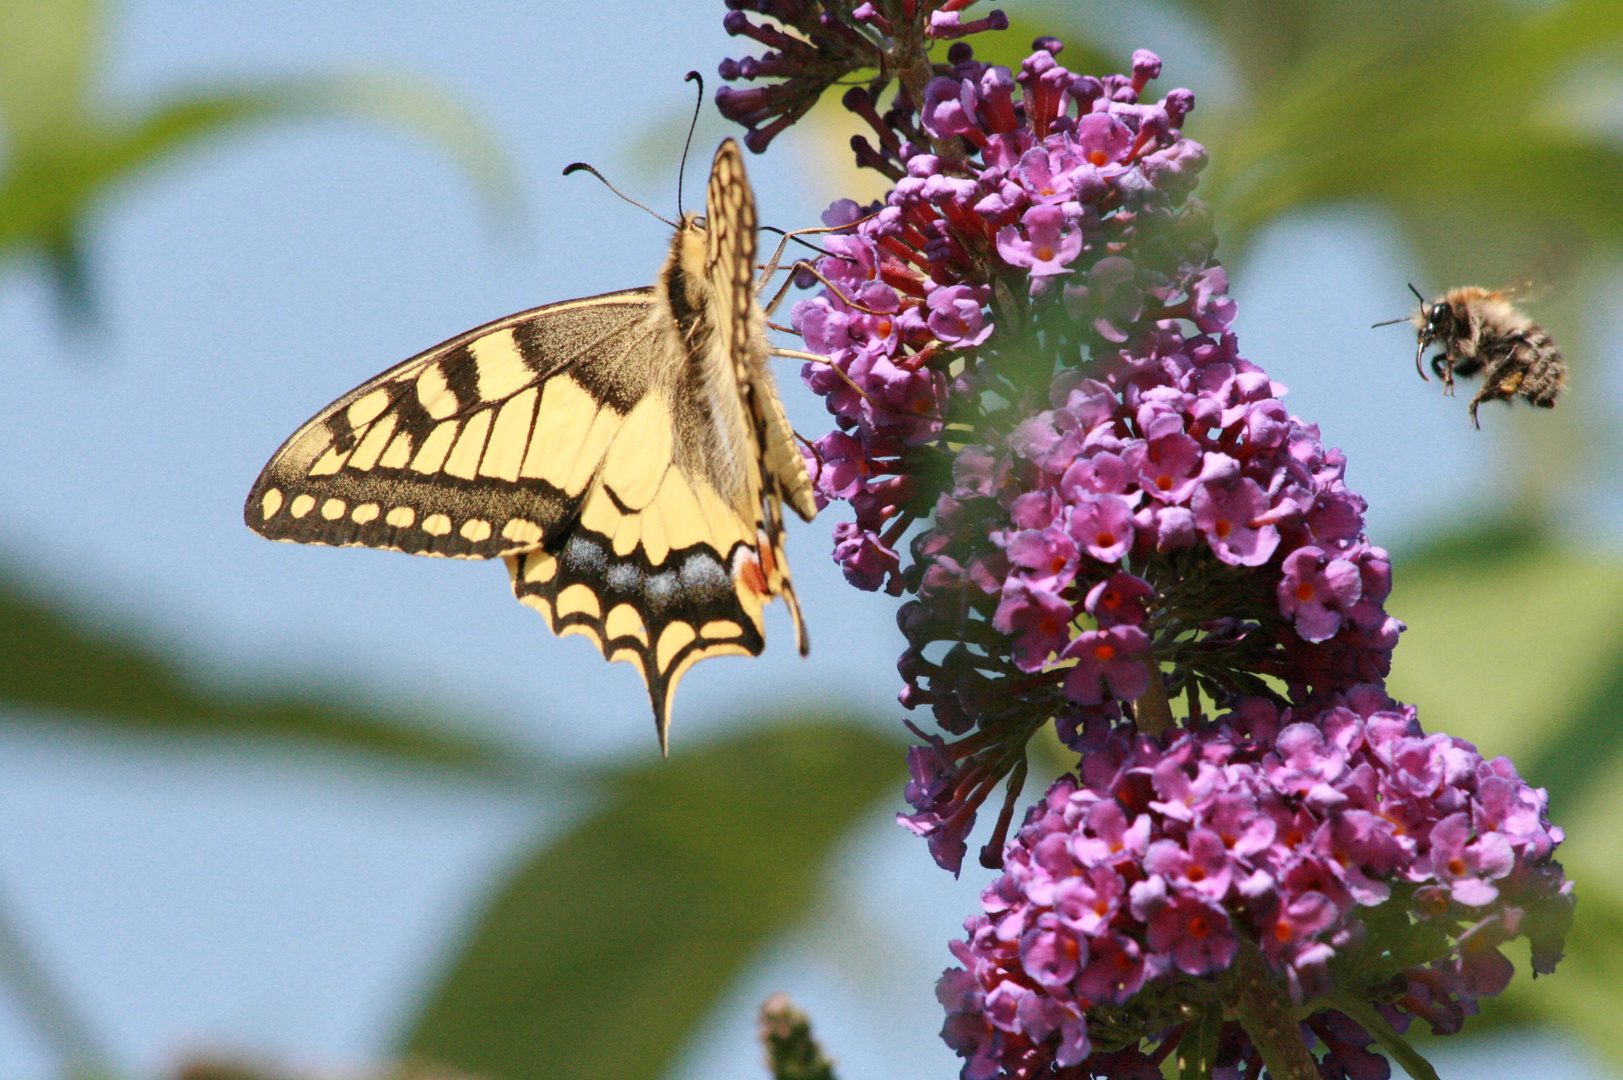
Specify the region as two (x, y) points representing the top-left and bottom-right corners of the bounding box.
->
(793, 43), (1218, 597)
(938, 689), (1572, 1077)
(718, 13), (1573, 1080)
(785, 35), (1401, 877)
(894, 328), (1402, 871)
(717, 0), (1008, 152)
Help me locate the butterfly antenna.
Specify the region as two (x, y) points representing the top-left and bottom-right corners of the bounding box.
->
(677, 71), (705, 219)
(562, 161), (678, 230)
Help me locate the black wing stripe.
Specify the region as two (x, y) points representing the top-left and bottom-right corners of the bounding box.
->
(513, 305), (651, 413)
(256, 470), (581, 557)
(441, 342), (483, 416)
(246, 293), (658, 561)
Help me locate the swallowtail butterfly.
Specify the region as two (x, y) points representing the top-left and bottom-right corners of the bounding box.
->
(247, 140), (815, 750)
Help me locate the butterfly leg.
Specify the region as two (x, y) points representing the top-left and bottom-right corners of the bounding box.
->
(755, 211), (886, 311)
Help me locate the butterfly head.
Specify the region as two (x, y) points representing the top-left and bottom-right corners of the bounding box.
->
(659, 213), (714, 339)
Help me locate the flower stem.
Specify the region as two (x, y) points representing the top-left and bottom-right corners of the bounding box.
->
(1231, 944), (1318, 1080)
(884, 3), (964, 167)
(1135, 656), (1175, 738)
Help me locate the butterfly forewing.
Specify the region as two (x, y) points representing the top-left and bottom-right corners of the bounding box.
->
(248, 291), (657, 559)
(247, 139), (813, 750)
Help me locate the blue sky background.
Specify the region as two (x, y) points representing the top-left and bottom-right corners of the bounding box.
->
(0, 2), (1617, 1078)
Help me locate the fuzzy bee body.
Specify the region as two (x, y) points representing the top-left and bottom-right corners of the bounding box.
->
(1392, 285), (1566, 428)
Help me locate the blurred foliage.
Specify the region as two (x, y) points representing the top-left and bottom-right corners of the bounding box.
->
(1192, 0), (1623, 267)
(1389, 521), (1623, 1061)
(758, 994), (842, 1080)
(0, 561), (530, 777)
(1016, 0), (1623, 281)
(406, 722), (901, 1080)
(0, 0), (520, 327)
(2, 2), (1622, 1080)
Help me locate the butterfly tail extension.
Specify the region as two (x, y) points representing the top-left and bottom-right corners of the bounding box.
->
(779, 566), (809, 657)
(757, 489), (809, 656)
(506, 527), (772, 752)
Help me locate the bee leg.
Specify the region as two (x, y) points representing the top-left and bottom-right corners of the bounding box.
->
(1431, 354), (1455, 395)
(1466, 386), (1488, 429)
(1470, 344), (1530, 429)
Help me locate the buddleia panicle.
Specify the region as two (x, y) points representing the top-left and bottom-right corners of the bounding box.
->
(720, 12), (1572, 1080)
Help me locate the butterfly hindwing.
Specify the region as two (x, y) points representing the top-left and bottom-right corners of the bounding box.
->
(247, 139), (815, 749)
(505, 140), (812, 746)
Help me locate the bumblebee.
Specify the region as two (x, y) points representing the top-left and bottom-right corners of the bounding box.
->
(1377, 284), (1565, 428)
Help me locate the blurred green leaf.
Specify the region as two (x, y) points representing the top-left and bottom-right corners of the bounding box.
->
(1523, 633), (1623, 820)
(1531, 888), (1623, 1066)
(0, 562), (529, 777)
(1388, 520), (1623, 783)
(1388, 519), (1623, 1066)
(0, 2), (522, 324)
(1199, 0), (1623, 254)
(0, 0), (98, 152)
(404, 719), (904, 1080)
